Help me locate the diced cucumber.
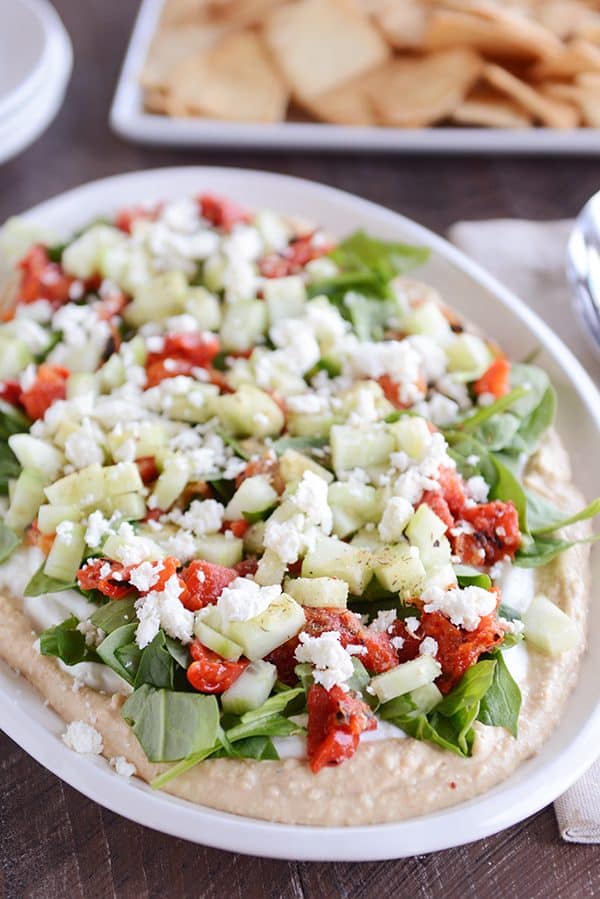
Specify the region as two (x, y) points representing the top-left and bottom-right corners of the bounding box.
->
(350, 527), (385, 552)
(50, 342), (105, 374)
(215, 385), (285, 438)
(104, 462), (144, 496)
(99, 354), (126, 391)
(61, 224), (125, 278)
(220, 301), (267, 353)
(243, 520), (266, 555)
(37, 503), (82, 535)
(203, 253), (227, 292)
(221, 660), (278, 715)
(66, 372), (98, 399)
(167, 383), (219, 424)
(8, 434), (64, 483)
(405, 504), (451, 569)
(403, 300), (452, 342)
(43, 522), (86, 582)
(193, 620), (244, 661)
(339, 381), (393, 421)
(371, 656), (442, 703)
(372, 543), (425, 597)
(254, 548), (287, 587)
(330, 425), (395, 475)
(328, 481), (380, 538)
(184, 287), (221, 331)
(523, 594), (579, 655)
(302, 536), (372, 595)
(206, 593), (305, 661)
(5, 469), (45, 531)
(149, 454), (189, 510)
(51, 420), (79, 450)
(424, 563), (457, 591)
(446, 334), (493, 379)
(196, 533), (243, 567)
(283, 576), (348, 608)
(410, 682), (443, 714)
(224, 475), (278, 521)
(388, 417), (432, 460)
(305, 257), (339, 281)
(45, 464), (106, 507)
(263, 276), (306, 324)
(125, 272), (188, 327)
(287, 411), (335, 439)
(254, 210), (290, 253)
(96, 492), (146, 521)
(122, 335), (148, 367)
(279, 449), (333, 485)
(0, 337), (32, 379)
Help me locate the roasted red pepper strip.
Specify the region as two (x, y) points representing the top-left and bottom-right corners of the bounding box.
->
(307, 684), (376, 773)
(187, 640), (249, 693)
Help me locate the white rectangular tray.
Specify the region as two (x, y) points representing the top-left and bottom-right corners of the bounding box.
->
(110, 0), (600, 155)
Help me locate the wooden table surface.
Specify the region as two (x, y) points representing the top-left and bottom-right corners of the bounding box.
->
(2, 1), (600, 896)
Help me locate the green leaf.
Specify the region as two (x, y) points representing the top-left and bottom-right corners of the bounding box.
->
(211, 735), (279, 761)
(113, 642), (142, 682)
(235, 686), (305, 726)
(0, 442), (21, 494)
(0, 401), (30, 440)
(96, 623), (138, 683)
(508, 364), (550, 419)
(347, 657), (370, 694)
(329, 230), (429, 282)
(515, 533), (600, 568)
(509, 386), (556, 455)
(432, 659), (497, 755)
(243, 505), (277, 524)
(455, 565), (492, 590)
(526, 491), (600, 537)
(24, 564), (78, 597)
(270, 435), (328, 456)
(459, 386), (529, 433)
(165, 636), (190, 669)
(34, 330), (62, 364)
(215, 429), (252, 461)
(122, 684), (220, 762)
(489, 453), (529, 533)
(478, 650), (521, 737)
(39, 615), (98, 666)
(308, 270), (388, 302)
(0, 520), (20, 563)
(225, 714), (302, 744)
(90, 597), (137, 633)
(131, 631), (175, 690)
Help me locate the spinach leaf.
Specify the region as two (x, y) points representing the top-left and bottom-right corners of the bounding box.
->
(0, 400), (30, 440)
(525, 490), (600, 537)
(211, 735), (279, 761)
(131, 631), (175, 690)
(308, 270), (388, 302)
(508, 364), (550, 419)
(455, 565), (492, 590)
(24, 565), (78, 597)
(0, 442), (21, 494)
(96, 623), (138, 682)
(478, 650), (521, 737)
(459, 386), (528, 433)
(39, 615), (98, 666)
(489, 453), (529, 532)
(243, 505), (277, 524)
(122, 684), (220, 762)
(329, 231), (430, 283)
(165, 636), (190, 669)
(90, 597), (137, 633)
(509, 385), (556, 455)
(0, 520), (20, 563)
(233, 687), (305, 726)
(515, 533), (600, 568)
(215, 429), (252, 461)
(270, 435), (328, 456)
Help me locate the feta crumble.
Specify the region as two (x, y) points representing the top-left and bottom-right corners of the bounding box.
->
(62, 721), (103, 755)
(421, 584), (497, 631)
(294, 631), (356, 691)
(216, 577), (281, 623)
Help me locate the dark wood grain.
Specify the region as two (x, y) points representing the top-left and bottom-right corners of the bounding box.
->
(2, 1), (600, 896)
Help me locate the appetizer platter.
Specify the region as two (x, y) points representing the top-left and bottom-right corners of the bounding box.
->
(0, 168), (599, 860)
(110, 0), (600, 153)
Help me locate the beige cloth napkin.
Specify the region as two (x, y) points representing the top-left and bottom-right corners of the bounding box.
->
(449, 217), (600, 844)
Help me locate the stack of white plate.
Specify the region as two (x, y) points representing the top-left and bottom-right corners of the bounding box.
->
(0, 0), (72, 166)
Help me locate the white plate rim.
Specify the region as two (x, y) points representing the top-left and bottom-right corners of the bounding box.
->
(109, 0), (600, 155)
(2, 165), (600, 861)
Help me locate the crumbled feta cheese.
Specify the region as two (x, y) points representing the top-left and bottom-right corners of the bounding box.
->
(56, 521), (75, 545)
(466, 475), (489, 504)
(158, 530), (197, 563)
(406, 335), (447, 382)
(62, 721), (103, 755)
(129, 560), (162, 593)
(76, 620), (106, 648)
(263, 514), (312, 565)
(419, 636), (439, 657)
(110, 756), (136, 778)
(404, 616), (420, 635)
(65, 417), (105, 468)
(112, 522), (163, 566)
(294, 630), (355, 691)
(344, 339), (424, 405)
(285, 393), (329, 415)
(291, 470), (332, 534)
(216, 577), (281, 622)
(369, 609), (397, 633)
(421, 584), (497, 631)
(85, 510), (117, 548)
(135, 574), (194, 648)
(414, 393), (460, 427)
(169, 499), (224, 536)
(378, 496), (414, 543)
(269, 319), (320, 374)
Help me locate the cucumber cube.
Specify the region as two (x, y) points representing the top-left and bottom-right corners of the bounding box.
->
(279, 449), (333, 485)
(167, 384), (219, 424)
(62, 224), (124, 278)
(263, 276), (306, 324)
(43, 522), (86, 582)
(423, 563), (457, 591)
(371, 656), (441, 703)
(446, 334), (493, 378)
(184, 287), (221, 331)
(0, 337), (32, 379)
(219, 593), (306, 661)
(125, 272), (188, 327)
(220, 301), (267, 353)
(523, 594), (579, 655)
(104, 462), (144, 496)
(350, 528), (385, 552)
(372, 544), (425, 597)
(328, 481), (380, 538)
(403, 300), (452, 341)
(96, 492), (147, 521)
(37, 503), (82, 535)
(224, 475), (278, 521)
(388, 417), (432, 461)
(5, 469), (45, 532)
(284, 576), (348, 608)
(287, 411), (335, 439)
(8, 434), (64, 483)
(410, 682), (443, 714)
(193, 620), (244, 661)
(243, 520), (266, 555)
(215, 385), (285, 438)
(150, 455), (189, 510)
(45, 464), (106, 507)
(254, 549), (287, 587)
(66, 373), (98, 400)
(330, 425), (395, 475)
(405, 504), (451, 568)
(302, 535), (372, 595)
(195, 534), (243, 567)
(221, 660), (278, 715)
